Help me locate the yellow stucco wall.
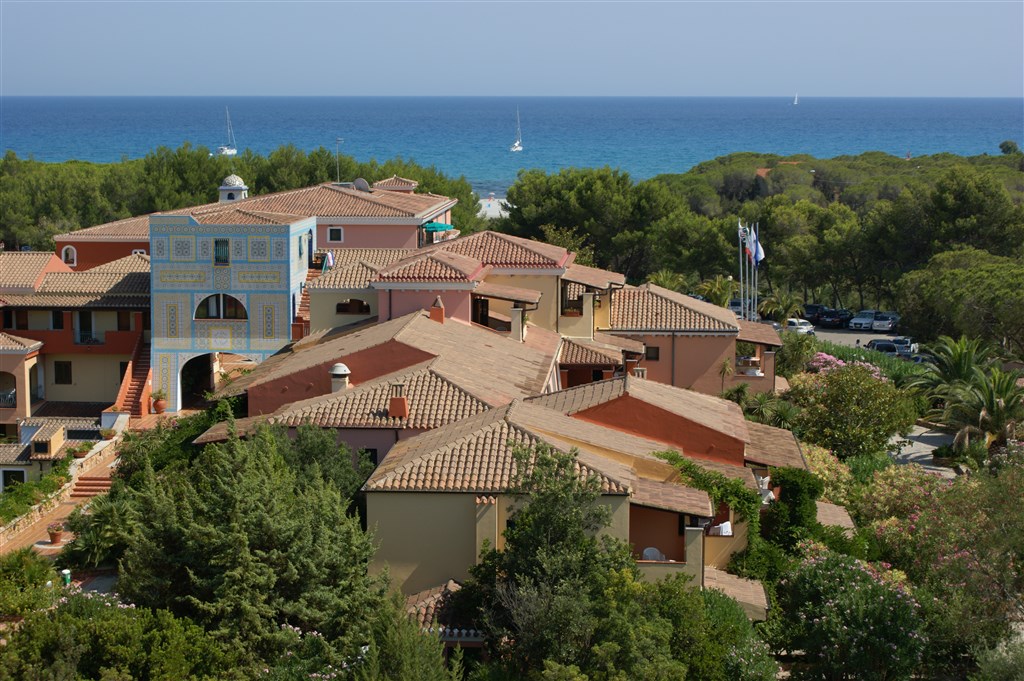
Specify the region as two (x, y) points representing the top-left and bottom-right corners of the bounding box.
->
(483, 273), (560, 331)
(26, 311), (51, 331)
(703, 519), (749, 568)
(308, 289), (378, 333)
(44, 354), (130, 403)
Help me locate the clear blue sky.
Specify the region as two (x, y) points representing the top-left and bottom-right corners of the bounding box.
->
(2, 1), (1021, 97)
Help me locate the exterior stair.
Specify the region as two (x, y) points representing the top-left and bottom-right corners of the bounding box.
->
(123, 342), (151, 417)
(70, 475), (112, 499)
(296, 267), (321, 323)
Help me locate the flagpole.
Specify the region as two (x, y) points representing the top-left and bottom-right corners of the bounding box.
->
(754, 223), (759, 321)
(738, 221), (744, 319)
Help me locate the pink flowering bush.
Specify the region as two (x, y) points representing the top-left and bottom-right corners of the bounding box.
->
(778, 548), (925, 680)
(807, 352), (884, 381)
(802, 443), (854, 505)
(850, 463), (947, 524)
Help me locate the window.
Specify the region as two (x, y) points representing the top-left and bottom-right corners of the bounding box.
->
(645, 346), (660, 361)
(214, 239), (230, 266)
(328, 227), (344, 243)
(14, 310), (27, 330)
(195, 294), (248, 320)
(61, 245), (77, 266)
(1, 469), (27, 491)
(131, 248), (147, 256)
(2, 310), (11, 329)
(117, 310), (132, 331)
(55, 361), (72, 385)
(226, 192), (235, 201)
(51, 310), (64, 330)
(33, 441), (49, 455)
(363, 448), (379, 466)
(336, 299), (371, 315)
(298, 235), (304, 259)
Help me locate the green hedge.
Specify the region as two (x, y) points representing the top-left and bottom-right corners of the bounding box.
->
(0, 456), (73, 525)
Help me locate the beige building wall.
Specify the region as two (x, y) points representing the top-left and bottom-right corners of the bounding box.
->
(91, 311), (121, 336)
(308, 289), (378, 333)
(44, 353), (130, 403)
(26, 311), (52, 331)
(703, 518), (749, 568)
(484, 273), (560, 331)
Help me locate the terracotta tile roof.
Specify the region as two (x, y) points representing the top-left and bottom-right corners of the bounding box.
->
(317, 248), (417, 268)
(472, 281), (543, 305)
(218, 311), (561, 401)
(376, 251), (488, 283)
(562, 263), (626, 290)
(528, 375), (749, 443)
(374, 175), (419, 190)
(37, 270), (149, 296)
(0, 443), (31, 465)
(593, 331), (645, 355)
(181, 207), (309, 226)
(88, 254), (151, 273)
(0, 332), (42, 352)
(424, 231), (571, 269)
(703, 566), (768, 619)
(21, 415), (101, 428)
(630, 477), (713, 517)
(744, 421), (807, 470)
(737, 319), (783, 347)
(558, 338), (623, 366)
(816, 501), (855, 530)
(0, 252), (63, 290)
(55, 215), (151, 242)
(0, 293), (150, 309)
(29, 422), (63, 442)
(608, 283), (739, 333)
(406, 579), (461, 629)
(308, 261), (382, 290)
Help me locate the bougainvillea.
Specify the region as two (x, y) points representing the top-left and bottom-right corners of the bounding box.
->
(802, 443), (855, 506)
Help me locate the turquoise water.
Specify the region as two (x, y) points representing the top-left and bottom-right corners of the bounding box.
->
(2, 96), (1021, 195)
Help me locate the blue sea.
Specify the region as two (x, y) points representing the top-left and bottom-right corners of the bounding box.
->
(2, 97), (1021, 196)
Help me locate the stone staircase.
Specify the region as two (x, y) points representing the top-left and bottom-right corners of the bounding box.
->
(296, 268), (321, 323)
(70, 475), (112, 499)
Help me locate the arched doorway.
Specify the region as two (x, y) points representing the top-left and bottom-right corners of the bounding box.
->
(178, 352), (257, 410)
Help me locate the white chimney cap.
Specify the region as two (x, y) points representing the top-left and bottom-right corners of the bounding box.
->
(330, 363), (351, 377)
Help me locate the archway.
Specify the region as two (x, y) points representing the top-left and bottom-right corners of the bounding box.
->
(177, 352), (257, 410)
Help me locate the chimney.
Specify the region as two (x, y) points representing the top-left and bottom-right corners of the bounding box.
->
(510, 307), (527, 343)
(429, 296), (445, 324)
(633, 366), (647, 379)
(330, 363), (351, 392)
(388, 383), (409, 419)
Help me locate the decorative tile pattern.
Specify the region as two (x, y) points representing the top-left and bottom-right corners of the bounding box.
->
(209, 326), (233, 351)
(248, 236), (270, 262)
(170, 236), (195, 262)
(199, 238), (211, 261)
(262, 305), (275, 339)
(238, 271), (281, 285)
(273, 238), (286, 260)
(159, 271), (206, 284)
(166, 304), (179, 338)
(233, 238), (246, 260)
(152, 238), (168, 259)
(214, 268), (231, 290)
(159, 354), (171, 402)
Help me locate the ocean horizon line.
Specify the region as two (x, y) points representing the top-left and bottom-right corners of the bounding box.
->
(3, 94), (1021, 100)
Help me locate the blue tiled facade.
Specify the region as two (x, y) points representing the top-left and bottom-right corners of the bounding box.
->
(150, 214), (315, 411)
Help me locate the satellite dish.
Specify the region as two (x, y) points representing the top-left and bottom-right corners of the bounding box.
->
(353, 177), (371, 192)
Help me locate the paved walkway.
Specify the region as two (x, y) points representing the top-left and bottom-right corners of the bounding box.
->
(1, 444), (120, 556)
(893, 425), (956, 479)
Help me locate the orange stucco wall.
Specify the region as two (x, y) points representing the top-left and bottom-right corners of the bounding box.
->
(616, 333), (736, 397)
(573, 394), (746, 466)
(377, 290), (472, 323)
(54, 241), (149, 271)
(317, 223), (418, 250)
(629, 505), (686, 562)
(246, 339), (435, 415)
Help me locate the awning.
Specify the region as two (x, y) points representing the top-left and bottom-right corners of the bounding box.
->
(473, 281), (542, 305)
(423, 222), (454, 232)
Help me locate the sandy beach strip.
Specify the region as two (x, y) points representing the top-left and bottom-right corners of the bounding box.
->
(477, 196), (509, 219)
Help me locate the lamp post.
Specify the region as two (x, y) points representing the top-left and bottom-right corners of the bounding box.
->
(335, 137), (344, 183)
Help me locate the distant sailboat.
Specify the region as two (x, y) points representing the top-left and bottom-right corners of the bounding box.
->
(510, 108), (523, 152)
(214, 107), (238, 156)
(793, 93), (799, 106)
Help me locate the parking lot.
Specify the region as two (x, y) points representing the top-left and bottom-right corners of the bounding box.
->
(812, 327), (901, 349)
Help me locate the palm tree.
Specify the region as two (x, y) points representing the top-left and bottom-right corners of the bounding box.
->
(758, 291), (803, 322)
(769, 400), (802, 432)
(906, 335), (997, 408)
(696, 275), (737, 308)
(942, 368), (1024, 451)
(745, 392), (777, 424)
(718, 358), (734, 392)
(647, 269), (689, 293)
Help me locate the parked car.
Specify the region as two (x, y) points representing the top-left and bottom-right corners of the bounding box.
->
(761, 320), (782, 332)
(785, 318), (816, 335)
(872, 312), (900, 333)
(864, 339), (899, 356)
(890, 336), (918, 355)
(802, 304), (827, 324)
(848, 310), (878, 330)
(728, 299), (743, 316)
(818, 308), (853, 328)
(908, 354), (936, 365)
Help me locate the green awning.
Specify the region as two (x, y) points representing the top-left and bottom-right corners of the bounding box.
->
(423, 222), (453, 232)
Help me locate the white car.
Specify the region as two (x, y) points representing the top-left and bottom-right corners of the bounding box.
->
(785, 318), (816, 335)
(848, 310), (878, 330)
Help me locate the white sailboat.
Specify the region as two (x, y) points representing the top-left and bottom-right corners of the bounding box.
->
(215, 107), (238, 156)
(793, 93), (799, 106)
(510, 108), (523, 152)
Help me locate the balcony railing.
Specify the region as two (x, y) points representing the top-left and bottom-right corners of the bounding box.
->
(0, 389), (15, 409)
(75, 331), (104, 345)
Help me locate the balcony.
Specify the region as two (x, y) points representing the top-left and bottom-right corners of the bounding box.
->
(75, 331), (105, 345)
(735, 356), (763, 377)
(0, 389), (15, 409)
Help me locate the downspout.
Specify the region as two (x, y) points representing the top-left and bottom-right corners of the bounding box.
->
(671, 332), (677, 387)
(388, 290), (393, 321)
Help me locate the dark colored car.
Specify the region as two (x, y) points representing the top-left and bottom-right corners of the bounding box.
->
(818, 308), (853, 328)
(802, 304), (827, 324)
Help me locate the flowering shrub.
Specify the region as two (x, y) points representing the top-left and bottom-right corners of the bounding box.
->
(778, 549), (926, 681)
(850, 463), (947, 525)
(802, 443), (854, 505)
(807, 352), (884, 381)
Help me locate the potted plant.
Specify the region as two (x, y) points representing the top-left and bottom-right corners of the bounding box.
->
(99, 427), (116, 440)
(151, 390), (167, 414)
(47, 521), (64, 545)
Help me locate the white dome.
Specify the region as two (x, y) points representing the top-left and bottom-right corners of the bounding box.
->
(221, 174), (246, 188)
